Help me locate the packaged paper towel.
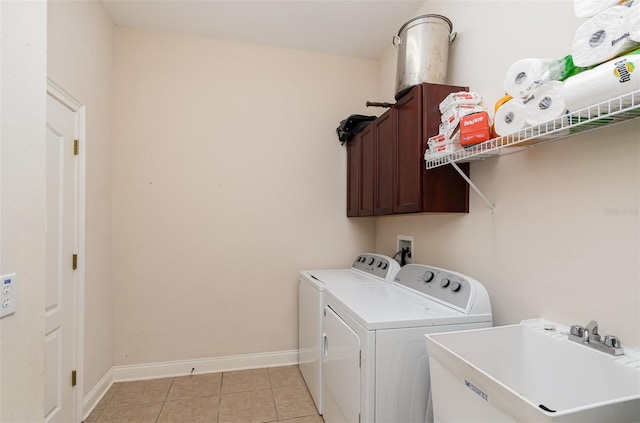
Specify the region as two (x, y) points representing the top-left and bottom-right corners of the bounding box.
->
(572, 5), (640, 67)
(494, 99), (529, 136)
(565, 49), (640, 112)
(503, 56), (587, 98)
(629, 1), (640, 41)
(574, 0), (624, 18)
(524, 81), (567, 125)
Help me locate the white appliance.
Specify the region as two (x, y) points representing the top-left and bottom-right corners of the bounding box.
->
(322, 263), (492, 423)
(299, 254), (400, 415)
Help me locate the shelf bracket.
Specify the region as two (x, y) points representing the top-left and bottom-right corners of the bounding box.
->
(449, 161), (496, 215)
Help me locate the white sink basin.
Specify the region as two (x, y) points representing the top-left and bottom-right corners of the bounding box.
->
(425, 319), (640, 423)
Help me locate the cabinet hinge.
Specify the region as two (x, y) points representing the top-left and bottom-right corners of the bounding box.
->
(72, 254), (78, 270)
(71, 370), (77, 387)
(74, 139), (79, 156)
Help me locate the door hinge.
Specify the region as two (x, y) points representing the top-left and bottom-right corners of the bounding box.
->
(71, 370), (77, 387)
(74, 139), (79, 156)
(72, 254), (78, 270)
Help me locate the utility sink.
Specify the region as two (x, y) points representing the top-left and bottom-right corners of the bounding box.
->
(425, 319), (640, 423)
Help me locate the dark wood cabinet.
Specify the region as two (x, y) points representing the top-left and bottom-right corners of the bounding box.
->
(393, 84), (423, 213)
(347, 82), (470, 216)
(358, 124), (375, 216)
(374, 110), (394, 215)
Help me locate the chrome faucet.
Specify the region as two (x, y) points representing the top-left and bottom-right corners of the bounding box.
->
(583, 320), (601, 343)
(569, 320), (624, 356)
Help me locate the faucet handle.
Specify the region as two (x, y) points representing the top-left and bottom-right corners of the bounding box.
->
(604, 335), (621, 348)
(570, 325), (584, 337)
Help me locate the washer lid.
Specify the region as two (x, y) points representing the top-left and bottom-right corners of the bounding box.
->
(326, 283), (492, 331)
(300, 269), (390, 291)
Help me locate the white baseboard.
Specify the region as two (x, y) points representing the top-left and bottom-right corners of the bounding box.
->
(82, 349), (298, 420)
(82, 367), (114, 420)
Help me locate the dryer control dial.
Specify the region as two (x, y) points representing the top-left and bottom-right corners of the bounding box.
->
(441, 278), (450, 288)
(351, 253), (399, 281)
(451, 281), (461, 292)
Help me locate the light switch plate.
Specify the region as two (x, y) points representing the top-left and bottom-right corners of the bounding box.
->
(0, 273), (17, 318)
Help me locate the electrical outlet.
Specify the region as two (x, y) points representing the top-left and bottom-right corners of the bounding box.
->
(396, 235), (414, 265)
(0, 273), (17, 318)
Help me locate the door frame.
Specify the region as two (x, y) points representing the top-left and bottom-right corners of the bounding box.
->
(47, 79), (86, 423)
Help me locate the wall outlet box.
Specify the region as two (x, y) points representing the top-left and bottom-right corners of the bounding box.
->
(396, 235), (414, 265)
(0, 273), (17, 318)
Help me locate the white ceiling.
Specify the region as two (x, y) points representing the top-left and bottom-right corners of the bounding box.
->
(101, 0), (425, 59)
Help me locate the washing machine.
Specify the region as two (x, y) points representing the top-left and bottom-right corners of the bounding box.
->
(299, 253), (401, 415)
(322, 263), (493, 423)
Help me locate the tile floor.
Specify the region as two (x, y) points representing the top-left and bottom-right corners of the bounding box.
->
(85, 366), (324, 423)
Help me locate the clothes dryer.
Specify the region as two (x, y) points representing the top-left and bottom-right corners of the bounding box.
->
(298, 254), (400, 414)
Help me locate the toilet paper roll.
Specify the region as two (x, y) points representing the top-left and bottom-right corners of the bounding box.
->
(572, 5), (640, 67)
(494, 100), (529, 136)
(524, 81), (567, 126)
(503, 56), (587, 99)
(564, 51), (640, 112)
(574, 0), (622, 18)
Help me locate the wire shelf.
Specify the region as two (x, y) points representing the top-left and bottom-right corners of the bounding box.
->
(425, 89), (640, 170)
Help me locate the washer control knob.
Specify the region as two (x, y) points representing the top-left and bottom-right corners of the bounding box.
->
(368, 257), (375, 265)
(377, 261), (382, 268)
(381, 262), (388, 270)
(441, 278), (450, 288)
(422, 271), (435, 283)
(451, 281), (461, 292)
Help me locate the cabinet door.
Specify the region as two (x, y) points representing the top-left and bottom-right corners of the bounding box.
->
(422, 162), (470, 212)
(358, 125), (375, 216)
(374, 110), (394, 215)
(422, 83), (470, 213)
(393, 84), (423, 214)
(346, 136), (360, 217)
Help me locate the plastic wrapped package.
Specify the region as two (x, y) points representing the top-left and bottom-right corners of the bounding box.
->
(503, 56), (587, 99)
(574, 0), (625, 18)
(523, 81), (567, 125)
(438, 92), (481, 114)
(572, 5), (640, 67)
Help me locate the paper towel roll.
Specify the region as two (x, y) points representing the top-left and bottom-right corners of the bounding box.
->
(565, 52), (640, 112)
(574, 0), (622, 18)
(494, 100), (529, 136)
(524, 82), (567, 125)
(572, 5), (639, 67)
(629, 1), (640, 41)
(503, 58), (556, 99)
(503, 56), (587, 99)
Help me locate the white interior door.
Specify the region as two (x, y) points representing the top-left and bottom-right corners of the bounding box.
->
(45, 89), (79, 423)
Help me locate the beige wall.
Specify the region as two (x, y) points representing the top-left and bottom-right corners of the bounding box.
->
(47, 0), (114, 397)
(376, 1), (640, 346)
(111, 29), (376, 365)
(0, 1), (47, 421)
